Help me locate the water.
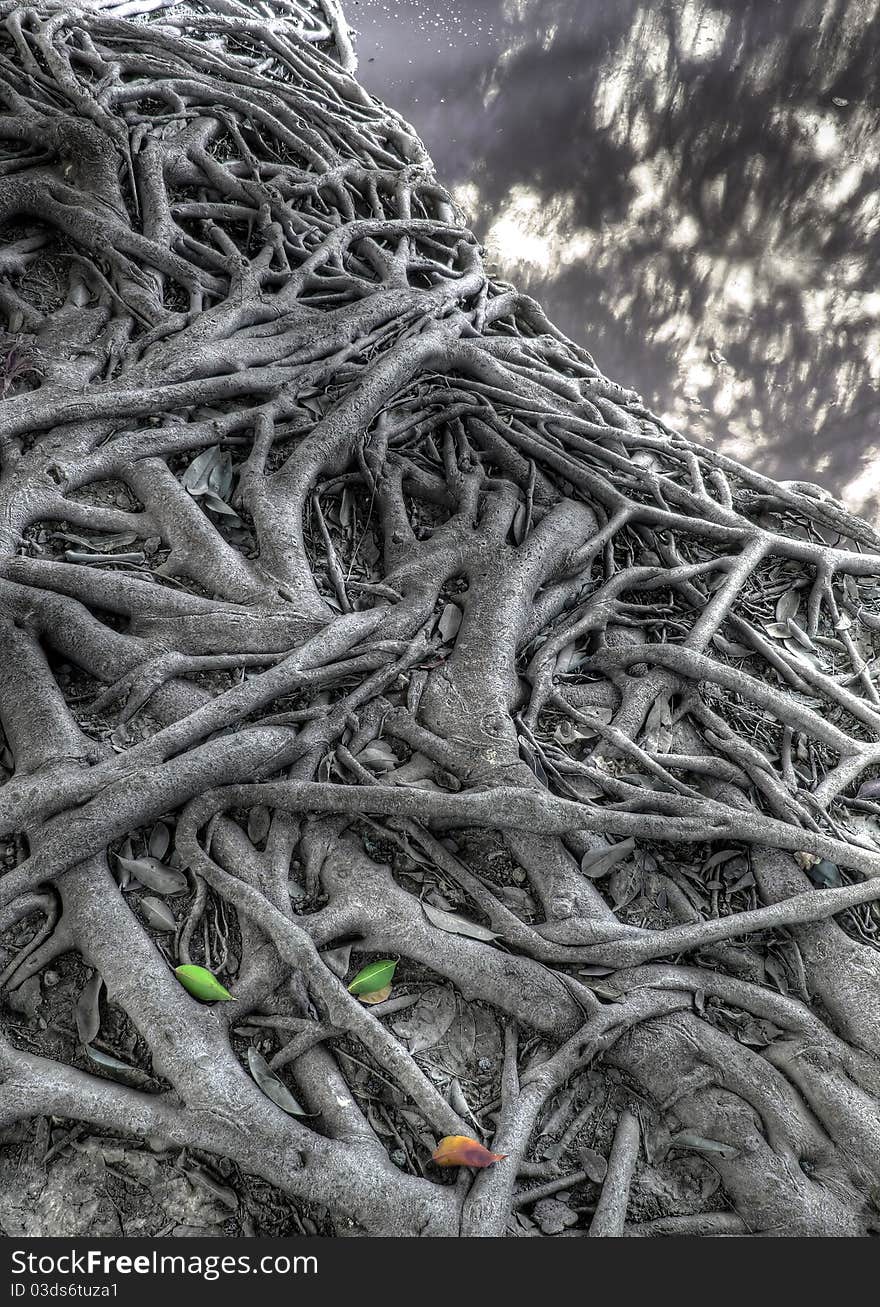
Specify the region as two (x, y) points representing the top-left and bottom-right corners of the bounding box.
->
(352, 0), (880, 523)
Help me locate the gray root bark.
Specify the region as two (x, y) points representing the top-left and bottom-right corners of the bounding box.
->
(0, 0), (879, 1238)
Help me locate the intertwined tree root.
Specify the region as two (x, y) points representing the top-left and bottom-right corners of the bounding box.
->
(1, 0), (880, 1238)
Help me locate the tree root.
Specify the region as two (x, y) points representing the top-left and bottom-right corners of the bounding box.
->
(0, 0), (879, 1239)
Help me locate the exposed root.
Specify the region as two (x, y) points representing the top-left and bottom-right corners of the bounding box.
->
(0, 0), (879, 1238)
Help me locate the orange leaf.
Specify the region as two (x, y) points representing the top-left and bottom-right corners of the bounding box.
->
(431, 1135), (507, 1168)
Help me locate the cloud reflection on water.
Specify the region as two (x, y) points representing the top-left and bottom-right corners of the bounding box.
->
(356, 0), (880, 522)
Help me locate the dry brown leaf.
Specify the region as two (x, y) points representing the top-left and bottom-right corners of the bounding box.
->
(358, 983), (392, 1005)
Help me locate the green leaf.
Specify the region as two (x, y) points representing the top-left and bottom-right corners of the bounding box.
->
(347, 958), (397, 995)
(175, 964), (234, 1002)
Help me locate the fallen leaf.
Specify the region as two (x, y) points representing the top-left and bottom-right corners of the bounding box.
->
(84, 1045), (153, 1088)
(114, 838), (135, 889)
(806, 858), (842, 888)
(246, 1047), (308, 1115)
(174, 965), (234, 1002)
(181, 445), (233, 499)
(711, 634), (754, 658)
(356, 741), (399, 774)
(421, 902), (499, 941)
(148, 822), (170, 860)
(579, 1146), (608, 1183)
(764, 620), (792, 640)
(185, 1167), (238, 1210)
(670, 1131), (739, 1159)
(247, 805), (271, 845)
(347, 958), (397, 995)
(532, 1197), (578, 1234)
(775, 588), (801, 623)
(580, 837), (635, 880)
(139, 896), (177, 933)
(385, 752), (437, 787)
(552, 711), (613, 745)
(203, 493), (240, 520)
(609, 858), (644, 908)
(431, 1135), (506, 1168)
(786, 620), (814, 651)
(358, 983), (392, 1004)
(642, 694), (674, 753)
(436, 602), (462, 642)
(392, 985), (456, 1054)
(116, 854), (188, 896)
(494, 883), (536, 915)
(737, 1017), (784, 1047)
(339, 486), (354, 527)
(322, 942), (352, 978)
(555, 643), (591, 674)
(75, 971), (103, 1045)
(703, 848), (741, 872)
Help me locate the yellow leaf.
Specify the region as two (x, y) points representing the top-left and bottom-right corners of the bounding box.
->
(358, 983), (392, 1005)
(431, 1135), (506, 1168)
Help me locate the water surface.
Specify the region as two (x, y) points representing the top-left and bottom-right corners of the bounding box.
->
(353, 0), (880, 521)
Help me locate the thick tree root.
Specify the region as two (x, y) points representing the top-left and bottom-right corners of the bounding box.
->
(0, 0), (879, 1237)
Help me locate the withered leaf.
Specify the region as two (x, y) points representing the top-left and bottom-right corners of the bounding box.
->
(775, 588), (801, 623)
(116, 854), (188, 896)
(247, 805), (271, 845)
(392, 985), (456, 1055)
(421, 902), (499, 941)
(532, 1197), (578, 1234)
(806, 858), (842, 888)
(139, 896), (177, 933)
(670, 1131), (739, 1159)
(358, 983), (392, 1004)
(75, 971), (103, 1046)
(579, 1146), (608, 1183)
(580, 837), (635, 880)
(436, 602), (462, 643)
(148, 822), (171, 860)
(246, 1047), (308, 1116)
(431, 1135), (506, 1168)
